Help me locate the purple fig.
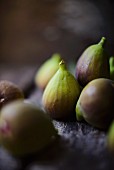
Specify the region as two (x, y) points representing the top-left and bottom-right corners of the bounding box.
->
(76, 78), (114, 130)
(75, 37), (110, 87)
(0, 80), (24, 109)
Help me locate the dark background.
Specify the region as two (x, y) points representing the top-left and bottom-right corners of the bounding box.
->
(0, 0), (114, 65)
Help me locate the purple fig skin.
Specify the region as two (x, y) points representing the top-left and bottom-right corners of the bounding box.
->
(75, 37), (110, 87)
(0, 80), (24, 109)
(76, 78), (114, 130)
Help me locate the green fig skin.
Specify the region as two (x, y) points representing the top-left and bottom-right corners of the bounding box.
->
(35, 53), (61, 90)
(109, 56), (114, 80)
(107, 121), (114, 153)
(0, 100), (57, 156)
(42, 60), (81, 120)
(75, 37), (110, 87)
(76, 78), (114, 130)
(0, 80), (24, 109)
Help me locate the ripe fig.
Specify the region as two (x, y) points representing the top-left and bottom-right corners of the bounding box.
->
(75, 37), (110, 87)
(35, 53), (61, 90)
(0, 100), (57, 156)
(0, 80), (24, 109)
(42, 60), (81, 120)
(109, 56), (114, 80)
(76, 78), (114, 130)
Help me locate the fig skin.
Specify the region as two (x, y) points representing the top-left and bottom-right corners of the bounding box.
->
(42, 60), (81, 120)
(107, 121), (114, 152)
(109, 56), (114, 80)
(35, 53), (61, 90)
(0, 100), (57, 156)
(0, 80), (24, 109)
(76, 78), (114, 130)
(75, 37), (110, 87)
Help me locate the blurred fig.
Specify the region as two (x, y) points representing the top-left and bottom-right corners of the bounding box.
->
(75, 37), (110, 87)
(0, 100), (57, 156)
(42, 60), (81, 120)
(76, 78), (114, 130)
(0, 80), (24, 109)
(109, 56), (114, 80)
(35, 53), (61, 90)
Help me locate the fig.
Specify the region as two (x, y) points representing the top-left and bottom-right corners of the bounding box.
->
(35, 53), (61, 90)
(0, 100), (57, 156)
(0, 80), (24, 109)
(109, 56), (114, 80)
(42, 60), (81, 120)
(75, 37), (110, 87)
(76, 78), (114, 130)
(107, 121), (114, 152)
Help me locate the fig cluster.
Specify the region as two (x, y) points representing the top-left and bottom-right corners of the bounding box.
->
(1, 37), (114, 156)
(35, 39), (114, 152)
(40, 38), (114, 129)
(0, 80), (58, 157)
(74, 37), (114, 131)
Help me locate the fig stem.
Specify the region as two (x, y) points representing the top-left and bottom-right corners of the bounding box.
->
(59, 60), (66, 70)
(98, 37), (106, 47)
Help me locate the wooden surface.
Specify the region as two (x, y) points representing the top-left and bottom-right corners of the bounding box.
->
(0, 64), (114, 170)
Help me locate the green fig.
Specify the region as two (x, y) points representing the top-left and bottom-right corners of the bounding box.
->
(109, 56), (114, 80)
(75, 37), (110, 87)
(42, 60), (81, 120)
(35, 53), (61, 90)
(107, 121), (114, 152)
(76, 78), (114, 130)
(0, 80), (24, 109)
(0, 100), (57, 156)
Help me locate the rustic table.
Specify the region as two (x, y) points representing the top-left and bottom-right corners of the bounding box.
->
(0, 64), (114, 170)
